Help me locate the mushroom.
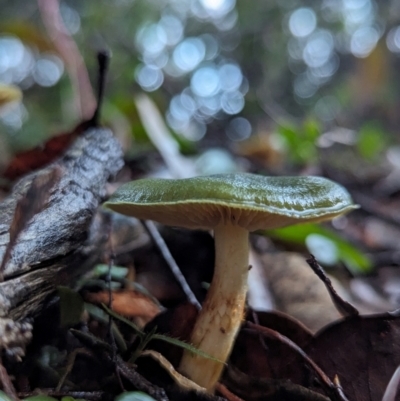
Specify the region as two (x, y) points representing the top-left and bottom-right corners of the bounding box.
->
(104, 173), (357, 391)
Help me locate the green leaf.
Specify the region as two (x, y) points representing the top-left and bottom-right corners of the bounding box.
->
(265, 223), (372, 274)
(101, 304), (223, 364)
(58, 286), (84, 327)
(152, 334), (224, 364)
(101, 303), (144, 337)
(84, 303), (127, 352)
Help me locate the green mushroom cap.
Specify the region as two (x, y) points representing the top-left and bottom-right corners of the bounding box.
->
(104, 173), (357, 232)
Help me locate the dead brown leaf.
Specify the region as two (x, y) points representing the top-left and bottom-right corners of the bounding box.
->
(84, 289), (161, 327)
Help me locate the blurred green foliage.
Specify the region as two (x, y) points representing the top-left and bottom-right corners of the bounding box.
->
(277, 118), (321, 164)
(357, 121), (389, 161)
(0, 0), (399, 165)
(266, 223), (372, 274)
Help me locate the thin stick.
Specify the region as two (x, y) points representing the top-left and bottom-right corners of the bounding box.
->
(104, 219), (125, 390)
(141, 220), (201, 310)
(134, 94), (196, 179)
(245, 321), (350, 401)
(306, 255), (359, 317)
(18, 392), (103, 401)
(91, 51), (110, 126)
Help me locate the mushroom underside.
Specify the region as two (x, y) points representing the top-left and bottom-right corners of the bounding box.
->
(107, 201), (354, 231)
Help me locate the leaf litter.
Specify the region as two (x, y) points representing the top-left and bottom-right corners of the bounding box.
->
(3, 20), (400, 401)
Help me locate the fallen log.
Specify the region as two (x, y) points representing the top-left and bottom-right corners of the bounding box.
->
(0, 127), (123, 321)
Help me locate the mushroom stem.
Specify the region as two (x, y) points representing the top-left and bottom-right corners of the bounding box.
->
(179, 223), (249, 391)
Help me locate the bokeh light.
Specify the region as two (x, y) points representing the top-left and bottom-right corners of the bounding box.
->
(158, 14), (184, 46)
(0, 102), (27, 130)
(0, 35), (64, 88)
(386, 26), (400, 53)
(135, 23), (167, 57)
(288, 8), (317, 38)
(33, 55), (64, 87)
(294, 73), (318, 99)
(221, 90), (244, 114)
(130, 0), (247, 140)
(226, 116), (251, 141)
(191, 66), (221, 97)
(219, 63), (242, 91)
(173, 37), (206, 72)
(303, 30), (335, 68)
(2, 0), (392, 148)
(135, 64), (164, 92)
(350, 26), (380, 57)
(199, 0), (236, 19)
(60, 2), (81, 35)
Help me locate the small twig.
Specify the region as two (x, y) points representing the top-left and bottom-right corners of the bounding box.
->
(105, 219), (116, 312)
(91, 51), (110, 126)
(224, 365), (330, 401)
(112, 354), (170, 401)
(140, 350), (206, 392)
(306, 255), (359, 317)
(18, 391), (104, 401)
(141, 220), (201, 310)
(70, 329), (162, 396)
(104, 220), (124, 389)
(245, 321), (350, 401)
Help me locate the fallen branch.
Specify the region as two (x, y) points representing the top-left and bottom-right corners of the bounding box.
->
(0, 127), (123, 321)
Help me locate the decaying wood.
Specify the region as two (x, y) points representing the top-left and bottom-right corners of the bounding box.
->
(0, 167), (62, 278)
(0, 127), (123, 321)
(0, 318), (32, 360)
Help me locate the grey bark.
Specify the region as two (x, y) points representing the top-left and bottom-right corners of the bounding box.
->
(0, 127), (123, 321)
